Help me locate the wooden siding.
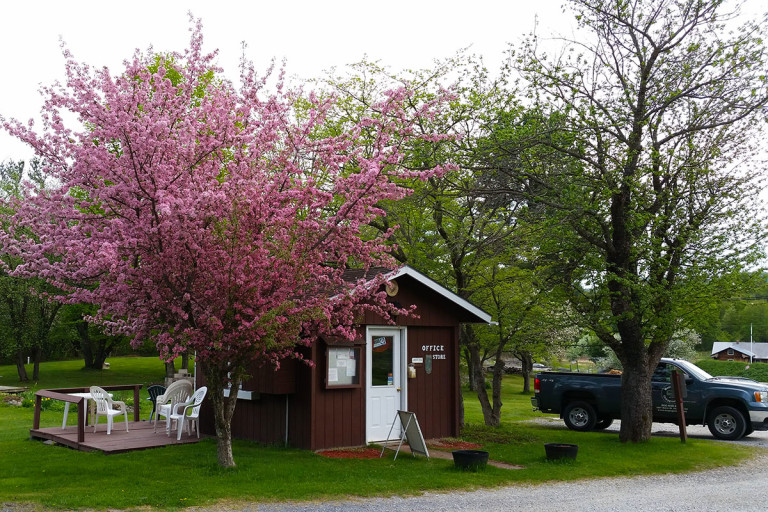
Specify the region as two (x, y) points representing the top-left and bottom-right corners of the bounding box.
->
(227, 393), (287, 444)
(711, 350), (767, 363)
(246, 359), (297, 394)
(712, 350), (748, 361)
(308, 338), (366, 450)
(204, 347), (314, 448)
(405, 326), (459, 439)
(286, 351), (314, 449)
(361, 275), (471, 327)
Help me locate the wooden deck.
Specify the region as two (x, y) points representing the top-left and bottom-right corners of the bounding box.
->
(0, 385), (28, 394)
(30, 419), (206, 454)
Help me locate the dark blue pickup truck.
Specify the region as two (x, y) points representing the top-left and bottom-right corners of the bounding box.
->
(531, 358), (768, 440)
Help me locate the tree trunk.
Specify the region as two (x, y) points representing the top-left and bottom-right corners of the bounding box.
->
(91, 344), (110, 370)
(32, 345), (42, 381)
(519, 351), (533, 394)
(488, 357), (504, 426)
(618, 360), (654, 442)
(77, 320), (95, 368)
(7, 294), (29, 382)
(468, 343), (500, 426)
(165, 361), (176, 379)
(464, 324), (504, 427)
(214, 401), (235, 468)
(75, 313), (119, 369)
(463, 346), (475, 392)
(14, 349), (29, 382)
(31, 301), (61, 380)
(202, 362), (240, 468)
(181, 352), (189, 371)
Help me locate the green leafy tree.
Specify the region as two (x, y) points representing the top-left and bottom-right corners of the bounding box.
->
(504, 0), (768, 442)
(320, 57), (568, 426)
(57, 303), (126, 370)
(600, 328), (702, 370)
(473, 261), (577, 399)
(0, 159), (62, 381)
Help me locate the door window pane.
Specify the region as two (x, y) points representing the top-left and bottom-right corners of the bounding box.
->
(371, 336), (393, 386)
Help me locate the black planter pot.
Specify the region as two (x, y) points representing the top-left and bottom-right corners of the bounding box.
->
(544, 443), (578, 460)
(452, 449), (489, 471)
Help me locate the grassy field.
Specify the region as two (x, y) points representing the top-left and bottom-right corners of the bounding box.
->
(0, 357), (758, 510)
(0, 356), (168, 391)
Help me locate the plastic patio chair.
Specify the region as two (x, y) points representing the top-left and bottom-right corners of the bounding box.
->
(89, 385), (129, 435)
(168, 386), (207, 440)
(153, 379), (193, 433)
(146, 384), (166, 421)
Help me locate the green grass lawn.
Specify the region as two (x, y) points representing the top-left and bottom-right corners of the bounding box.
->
(0, 356), (168, 391)
(0, 357), (758, 510)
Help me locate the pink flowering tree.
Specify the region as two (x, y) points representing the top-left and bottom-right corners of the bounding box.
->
(1, 21), (449, 467)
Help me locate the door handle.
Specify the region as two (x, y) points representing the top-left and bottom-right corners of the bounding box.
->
(396, 387), (401, 392)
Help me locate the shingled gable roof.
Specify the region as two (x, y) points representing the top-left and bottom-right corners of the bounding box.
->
(342, 265), (492, 324)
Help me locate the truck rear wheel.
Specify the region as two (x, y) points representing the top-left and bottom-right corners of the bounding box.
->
(563, 401), (597, 431)
(707, 406), (747, 440)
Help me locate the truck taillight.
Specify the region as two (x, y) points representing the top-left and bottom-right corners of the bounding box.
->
(534, 377), (540, 393)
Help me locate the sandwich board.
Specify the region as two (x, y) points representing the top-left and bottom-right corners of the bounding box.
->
(379, 410), (429, 460)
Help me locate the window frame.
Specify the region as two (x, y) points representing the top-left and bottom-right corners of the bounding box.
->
(325, 345), (362, 389)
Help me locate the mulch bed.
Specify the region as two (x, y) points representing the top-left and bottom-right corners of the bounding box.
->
(427, 439), (482, 450)
(317, 447), (382, 459)
(316, 439), (483, 459)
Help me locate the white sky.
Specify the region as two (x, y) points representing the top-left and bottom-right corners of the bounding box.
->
(0, 1), (762, 163)
(0, 0), (572, 162)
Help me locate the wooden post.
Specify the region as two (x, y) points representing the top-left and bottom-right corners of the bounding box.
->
(77, 397), (85, 443)
(133, 385), (141, 422)
(672, 369), (688, 443)
(33, 394), (42, 430)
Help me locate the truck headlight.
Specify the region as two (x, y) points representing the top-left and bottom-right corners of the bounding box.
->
(755, 391), (768, 403)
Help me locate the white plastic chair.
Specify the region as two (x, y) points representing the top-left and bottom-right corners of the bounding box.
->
(153, 379), (193, 433)
(89, 386), (129, 435)
(168, 386), (207, 440)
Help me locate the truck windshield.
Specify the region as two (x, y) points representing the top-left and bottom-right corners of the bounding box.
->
(673, 360), (713, 381)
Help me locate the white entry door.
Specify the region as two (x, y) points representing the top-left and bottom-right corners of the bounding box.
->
(366, 327), (404, 442)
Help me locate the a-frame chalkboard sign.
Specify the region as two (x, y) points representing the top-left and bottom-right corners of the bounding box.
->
(379, 410), (430, 460)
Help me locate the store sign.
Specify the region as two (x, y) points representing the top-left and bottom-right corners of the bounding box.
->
(421, 344), (446, 360)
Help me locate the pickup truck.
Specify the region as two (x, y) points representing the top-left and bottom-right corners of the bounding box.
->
(531, 358), (768, 440)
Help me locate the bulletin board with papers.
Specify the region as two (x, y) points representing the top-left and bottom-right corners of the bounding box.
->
(325, 346), (361, 388)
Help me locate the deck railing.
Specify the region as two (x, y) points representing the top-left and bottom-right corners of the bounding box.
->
(33, 385), (143, 443)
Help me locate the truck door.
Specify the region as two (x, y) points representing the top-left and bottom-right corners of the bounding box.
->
(651, 363), (679, 419)
(651, 362), (704, 422)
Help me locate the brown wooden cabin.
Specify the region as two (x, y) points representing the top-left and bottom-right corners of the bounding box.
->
(197, 265), (491, 451)
(711, 341), (768, 363)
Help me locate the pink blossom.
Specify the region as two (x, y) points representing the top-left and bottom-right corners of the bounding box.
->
(0, 17), (450, 467)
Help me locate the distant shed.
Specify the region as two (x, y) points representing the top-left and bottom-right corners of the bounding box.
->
(711, 341), (768, 363)
(198, 265), (491, 450)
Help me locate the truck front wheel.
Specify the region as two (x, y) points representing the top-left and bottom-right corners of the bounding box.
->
(563, 401), (597, 431)
(707, 406), (747, 440)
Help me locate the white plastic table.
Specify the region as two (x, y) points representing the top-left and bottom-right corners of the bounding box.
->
(61, 392), (111, 429)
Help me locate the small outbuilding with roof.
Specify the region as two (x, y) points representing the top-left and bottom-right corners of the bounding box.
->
(711, 341), (768, 363)
(197, 265), (491, 451)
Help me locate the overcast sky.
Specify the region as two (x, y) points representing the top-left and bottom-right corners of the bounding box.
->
(0, 1), (762, 162)
(0, 0), (575, 161)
